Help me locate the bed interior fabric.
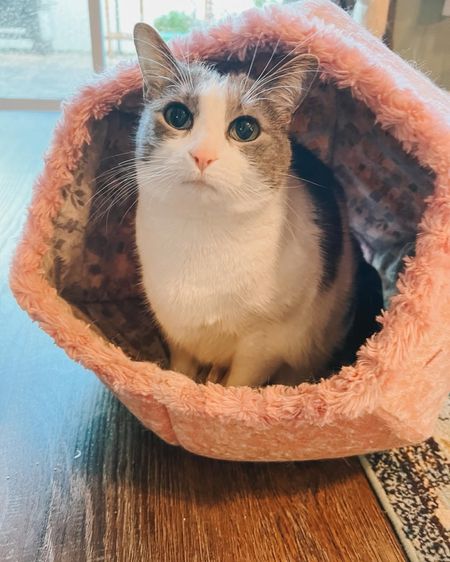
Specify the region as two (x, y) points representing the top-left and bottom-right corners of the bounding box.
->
(44, 52), (435, 369)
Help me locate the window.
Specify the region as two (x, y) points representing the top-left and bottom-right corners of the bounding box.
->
(0, 0), (448, 110)
(0, 0), (93, 102)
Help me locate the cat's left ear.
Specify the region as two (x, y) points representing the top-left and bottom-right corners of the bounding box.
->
(134, 23), (181, 99)
(250, 54), (318, 123)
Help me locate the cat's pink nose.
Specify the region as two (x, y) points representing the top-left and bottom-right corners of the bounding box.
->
(189, 150), (217, 173)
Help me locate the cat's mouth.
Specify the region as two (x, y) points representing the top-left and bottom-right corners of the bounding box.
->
(183, 179), (216, 191)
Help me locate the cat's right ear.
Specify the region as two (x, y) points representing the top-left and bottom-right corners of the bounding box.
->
(133, 23), (180, 99)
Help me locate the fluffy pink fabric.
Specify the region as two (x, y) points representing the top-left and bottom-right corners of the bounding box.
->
(10, 0), (450, 460)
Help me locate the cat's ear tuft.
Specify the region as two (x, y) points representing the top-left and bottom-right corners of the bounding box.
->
(134, 23), (181, 99)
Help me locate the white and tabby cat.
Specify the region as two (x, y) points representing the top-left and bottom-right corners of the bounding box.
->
(133, 23), (361, 387)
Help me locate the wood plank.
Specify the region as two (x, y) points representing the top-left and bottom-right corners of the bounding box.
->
(0, 111), (406, 562)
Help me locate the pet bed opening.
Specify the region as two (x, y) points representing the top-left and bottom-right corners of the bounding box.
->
(43, 49), (435, 372)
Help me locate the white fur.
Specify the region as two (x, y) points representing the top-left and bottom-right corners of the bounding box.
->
(136, 79), (354, 386)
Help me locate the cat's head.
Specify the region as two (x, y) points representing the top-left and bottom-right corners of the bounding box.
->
(134, 23), (311, 212)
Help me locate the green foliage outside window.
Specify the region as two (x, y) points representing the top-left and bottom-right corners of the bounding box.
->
(154, 11), (198, 34)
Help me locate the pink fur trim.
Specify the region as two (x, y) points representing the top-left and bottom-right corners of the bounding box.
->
(10, 0), (450, 460)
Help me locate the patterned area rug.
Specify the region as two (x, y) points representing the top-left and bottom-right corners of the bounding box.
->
(360, 397), (450, 562)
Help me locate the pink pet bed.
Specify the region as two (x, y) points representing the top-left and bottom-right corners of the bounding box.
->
(11, 0), (450, 461)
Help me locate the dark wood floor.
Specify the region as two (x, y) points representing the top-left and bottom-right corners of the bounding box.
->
(0, 111), (406, 561)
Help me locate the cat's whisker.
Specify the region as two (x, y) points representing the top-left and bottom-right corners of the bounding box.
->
(282, 197), (307, 241)
(87, 179), (135, 211)
(181, 43), (195, 91)
(90, 184), (138, 225)
(252, 84), (301, 104)
(119, 198), (138, 226)
(94, 157), (139, 174)
(136, 166), (173, 177)
(98, 149), (136, 162)
(91, 159), (141, 183)
(243, 33), (262, 92)
(87, 170), (138, 206)
(251, 60), (313, 90)
(90, 171), (138, 203)
(91, 167), (136, 190)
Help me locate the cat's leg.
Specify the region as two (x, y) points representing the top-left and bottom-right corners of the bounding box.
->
(169, 343), (199, 380)
(270, 363), (314, 386)
(205, 364), (227, 384)
(223, 337), (283, 387)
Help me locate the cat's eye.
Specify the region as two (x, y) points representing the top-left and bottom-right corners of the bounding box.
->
(163, 103), (193, 130)
(229, 116), (260, 142)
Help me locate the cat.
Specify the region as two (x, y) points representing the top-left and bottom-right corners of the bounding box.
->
(133, 23), (380, 387)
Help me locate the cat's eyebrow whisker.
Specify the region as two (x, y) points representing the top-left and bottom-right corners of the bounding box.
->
(245, 55), (315, 102)
(252, 55), (312, 85)
(244, 44), (306, 100)
(262, 29), (321, 67)
(243, 40), (319, 103)
(253, 83), (299, 100)
(243, 34), (262, 92)
(181, 43), (195, 91)
(244, 72), (296, 105)
(244, 38), (281, 101)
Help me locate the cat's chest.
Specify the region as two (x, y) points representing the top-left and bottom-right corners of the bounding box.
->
(136, 210), (282, 329)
